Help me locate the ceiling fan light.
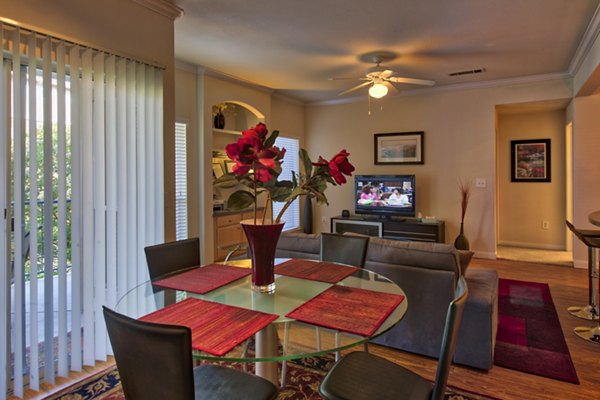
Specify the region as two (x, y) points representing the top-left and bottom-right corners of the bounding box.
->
(368, 83), (388, 99)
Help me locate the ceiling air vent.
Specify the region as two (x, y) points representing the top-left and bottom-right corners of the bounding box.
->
(448, 68), (486, 77)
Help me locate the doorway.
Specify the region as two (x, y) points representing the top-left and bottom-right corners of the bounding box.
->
(495, 100), (573, 266)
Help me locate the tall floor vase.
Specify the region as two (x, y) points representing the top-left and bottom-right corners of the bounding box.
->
(241, 220), (284, 294)
(454, 222), (470, 250)
(303, 196), (313, 234)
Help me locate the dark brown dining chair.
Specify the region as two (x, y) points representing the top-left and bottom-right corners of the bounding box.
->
(320, 232), (370, 268)
(319, 276), (468, 400)
(144, 237), (200, 281)
(103, 306), (278, 400)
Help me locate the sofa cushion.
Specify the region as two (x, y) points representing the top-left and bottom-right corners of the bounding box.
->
(366, 237), (461, 275)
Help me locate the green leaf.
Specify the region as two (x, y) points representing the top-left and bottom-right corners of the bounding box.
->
(213, 173), (239, 188)
(291, 172), (298, 188)
(227, 190), (255, 210)
(299, 149), (313, 177)
(264, 129), (280, 148)
(270, 185), (293, 202)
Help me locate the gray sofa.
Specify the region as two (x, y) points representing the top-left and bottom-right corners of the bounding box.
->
(275, 232), (498, 370)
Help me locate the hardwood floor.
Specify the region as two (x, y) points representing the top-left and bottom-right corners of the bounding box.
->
(368, 258), (598, 400)
(13, 258), (599, 399)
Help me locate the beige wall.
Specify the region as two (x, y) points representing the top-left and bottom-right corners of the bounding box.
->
(1, 0), (178, 240)
(306, 79), (572, 258)
(497, 110), (566, 249)
(176, 71), (306, 262)
(571, 93), (600, 268)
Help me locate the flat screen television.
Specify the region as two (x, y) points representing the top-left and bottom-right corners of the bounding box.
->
(354, 175), (416, 218)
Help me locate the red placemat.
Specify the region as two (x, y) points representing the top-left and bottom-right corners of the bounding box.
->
(140, 298), (278, 356)
(152, 264), (251, 294)
(285, 285), (405, 336)
(275, 259), (357, 283)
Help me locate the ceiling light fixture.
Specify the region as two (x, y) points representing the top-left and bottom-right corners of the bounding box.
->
(368, 82), (388, 99)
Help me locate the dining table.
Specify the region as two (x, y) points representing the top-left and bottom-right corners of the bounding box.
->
(115, 258), (408, 386)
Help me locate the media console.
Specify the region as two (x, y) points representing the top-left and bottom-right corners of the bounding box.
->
(331, 215), (445, 243)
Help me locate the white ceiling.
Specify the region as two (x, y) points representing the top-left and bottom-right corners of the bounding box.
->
(174, 0), (600, 104)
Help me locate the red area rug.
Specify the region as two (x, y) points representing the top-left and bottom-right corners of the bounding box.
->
(494, 278), (579, 384)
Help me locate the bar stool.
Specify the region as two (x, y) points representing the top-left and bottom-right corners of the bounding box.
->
(566, 221), (600, 321)
(572, 231), (600, 344)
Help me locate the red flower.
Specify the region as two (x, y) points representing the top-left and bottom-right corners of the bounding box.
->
(328, 150), (355, 184)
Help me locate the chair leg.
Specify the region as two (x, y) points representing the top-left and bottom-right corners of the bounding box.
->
(280, 322), (289, 387)
(242, 339), (250, 372)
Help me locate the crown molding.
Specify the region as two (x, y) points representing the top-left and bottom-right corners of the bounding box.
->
(568, 4), (600, 76)
(131, 0), (184, 20)
(202, 67), (275, 95)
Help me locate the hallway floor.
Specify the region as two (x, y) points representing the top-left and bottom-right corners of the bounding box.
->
(497, 245), (573, 266)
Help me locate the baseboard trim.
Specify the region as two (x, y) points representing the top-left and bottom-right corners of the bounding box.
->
(498, 241), (565, 251)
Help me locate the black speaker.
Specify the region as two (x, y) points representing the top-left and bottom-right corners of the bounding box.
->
(341, 209), (350, 218)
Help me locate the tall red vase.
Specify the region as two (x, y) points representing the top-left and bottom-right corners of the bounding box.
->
(241, 220), (284, 294)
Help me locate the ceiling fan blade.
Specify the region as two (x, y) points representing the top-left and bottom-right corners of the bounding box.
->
(338, 81), (372, 96)
(380, 69), (394, 78)
(387, 76), (435, 86)
(328, 77), (371, 81)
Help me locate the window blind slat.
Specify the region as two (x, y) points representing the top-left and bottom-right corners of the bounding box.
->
(81, 49), (95, 367)
(12, 27), (25, 398)
(69, 45), (83, 373)
(136, 64), (147, 314)
(0, 23), (9, 398)
(27, 30), (40, 390)
(92, 52), (107, 360)
(56, 40), (69, 378)
(116, 59), (128, 300)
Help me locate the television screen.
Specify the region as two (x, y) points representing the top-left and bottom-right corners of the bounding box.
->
(355, 175), (416, 218)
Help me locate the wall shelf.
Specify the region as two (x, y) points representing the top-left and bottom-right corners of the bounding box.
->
(213, 128), (242, 136)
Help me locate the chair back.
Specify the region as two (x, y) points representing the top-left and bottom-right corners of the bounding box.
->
(431, 276), (469, 400)
(103, 306), (195, 400)
(144, 237), (200, 280)
(320, 233), (370, 267)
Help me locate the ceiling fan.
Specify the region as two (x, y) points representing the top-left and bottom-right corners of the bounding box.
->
(329, 52), (435, 99)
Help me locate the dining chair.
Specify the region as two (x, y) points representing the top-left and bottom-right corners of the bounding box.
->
(144, 237), (200, 281)
(319, 233), (370, 356)
(320, 232), (370, 268)
(281, 233), (371, 386)
(319, 276), (468, 400)
(103, 306), (278, 400)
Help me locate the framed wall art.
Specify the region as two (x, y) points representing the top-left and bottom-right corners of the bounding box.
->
(510, 138), (551, 182)
(374, 132), (424, 165)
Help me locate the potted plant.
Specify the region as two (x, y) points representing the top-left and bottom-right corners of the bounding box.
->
(214, 122), (354, 293)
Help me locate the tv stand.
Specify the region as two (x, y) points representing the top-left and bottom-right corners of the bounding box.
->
(331, 215), (445, 243)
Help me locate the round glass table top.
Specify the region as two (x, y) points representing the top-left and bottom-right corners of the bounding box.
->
(115, 259), (407, 363)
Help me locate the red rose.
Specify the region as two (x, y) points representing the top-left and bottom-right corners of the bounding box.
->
(254, 122), (268, 139)
(328, 150), (354, 184)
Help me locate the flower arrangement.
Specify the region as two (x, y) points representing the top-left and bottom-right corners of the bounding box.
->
(214, 122), (355, 224)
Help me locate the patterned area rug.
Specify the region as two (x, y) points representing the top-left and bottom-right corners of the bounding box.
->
(50, 355), (495, 400)
(494, 278), (579, 384)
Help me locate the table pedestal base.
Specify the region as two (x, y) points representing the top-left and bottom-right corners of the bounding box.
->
(255, 324), (279, 386)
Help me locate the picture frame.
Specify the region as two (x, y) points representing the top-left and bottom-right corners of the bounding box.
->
(224, 160), (236, 174)
(374, 132), (424, 165)
(212, 162), (224, 179)
(510, 138), (551, 182)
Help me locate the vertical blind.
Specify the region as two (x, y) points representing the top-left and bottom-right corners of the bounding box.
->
(175, 122), (188, 240)
(273, 136), (300, 231)
(0, 23), (164, 399)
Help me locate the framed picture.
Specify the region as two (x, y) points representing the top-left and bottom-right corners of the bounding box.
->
(511, 138), (551, 182)
(374, 132), (424, 165)
(224, 160), (236, 174)
(212, 162), (224, 179)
